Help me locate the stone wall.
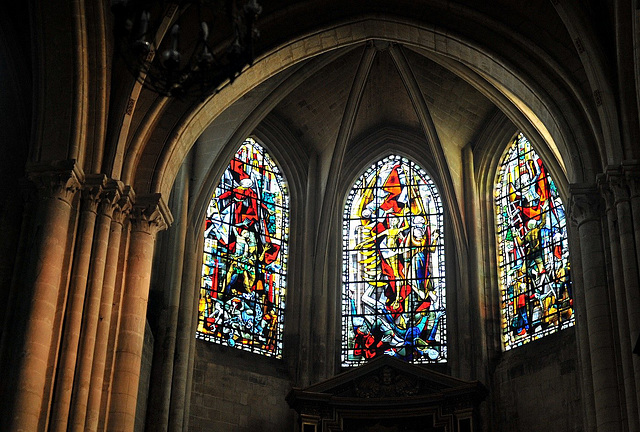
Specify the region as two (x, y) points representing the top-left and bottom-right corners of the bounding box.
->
(489, 328), (582, 432)
(189, 341), (295, 432)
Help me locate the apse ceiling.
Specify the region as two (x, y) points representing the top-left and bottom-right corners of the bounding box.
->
(184, 0), (600, 220)
(265, 42), (497, 158)
(190, 40), (503, 219)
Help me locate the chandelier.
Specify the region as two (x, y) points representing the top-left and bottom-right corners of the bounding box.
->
(111, 0), (262, 99)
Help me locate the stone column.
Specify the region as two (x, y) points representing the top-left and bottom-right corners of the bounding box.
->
(147, 164), (189, 432)
(599, 176), (639, 429)
(69, 180), (123, 431)
(107, 194), (172, 431)
(10, 164), (81, 432)
(623, 163), (640, 285)
(297, 153), (318, 386)
(84, 188), (131, 432)
(608, 169), (640, 421)
(566, 222), (596, 431)
(169, 226), (202, 432)
(570, 188), (622, 430)
(49, 176), (105, 432)
(99, 188), (133, 432)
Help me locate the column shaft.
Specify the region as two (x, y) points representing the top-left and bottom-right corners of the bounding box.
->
(69, 184), (120, 431)
(600, 180), (639, 429)
(50, 185), (101, 432)
(169, 228), (201, 431)
(149, 165), (189, 432)
(11, 169), (80, 432)
(107, 228), (156, 431)
(84, 209), (127, 431)
(611, 174), (640, 422)
(99, 218), (130, 432)
(107, 197), (170, 431)
(567, 226), (596, 431)
(571, 191), (623, 430)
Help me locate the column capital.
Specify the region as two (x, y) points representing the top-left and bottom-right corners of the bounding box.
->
(569, 186), (604, 227)
(604, 166), (630, 204)
(113, 185), (134, 225)
(27, 160), (83, 204)
(82, 175), (107, 213)
(129, 193), (173, 235)
(96, 178), (125, 217)
(596, 174), (616, 213)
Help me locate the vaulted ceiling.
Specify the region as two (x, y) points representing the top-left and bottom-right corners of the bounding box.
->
(186, 0), (609, 207)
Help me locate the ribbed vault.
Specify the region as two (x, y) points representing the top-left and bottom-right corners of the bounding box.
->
(114, 1), (616, 200)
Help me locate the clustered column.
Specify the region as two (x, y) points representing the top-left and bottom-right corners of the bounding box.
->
(598, 174), (640, 429)
(107, 194), (171, 431)
(11, 164), (81, 432)
(69, 180), (124, 431)
(86, 187), (132, 432)
(3, 161), (172, 432)
(569, 187), (622, 431)
(571, 161), (640, 432)
(607, 168), (640, 422)
(50, 177), (104, 432)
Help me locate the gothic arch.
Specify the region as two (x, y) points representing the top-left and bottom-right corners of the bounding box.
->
(493, 133), (574, 350)
(328, 129), (470, 377)
(179, 117), (314, 373)
(340, 153), (447, 365)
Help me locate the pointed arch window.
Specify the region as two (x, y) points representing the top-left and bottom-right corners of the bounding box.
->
(495, 133), (574, 350)
(342, 155), (446, 366)
(197, 138), (289, 358)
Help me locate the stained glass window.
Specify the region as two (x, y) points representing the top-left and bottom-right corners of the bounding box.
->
(196, 138), (289, 358)
(495, 133), (574, 350)
(342, 155), (446, 366)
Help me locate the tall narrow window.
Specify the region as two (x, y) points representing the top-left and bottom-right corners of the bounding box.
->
(495, 133), (574, 350)
(197, 138), (289, 358)
(342, 155), (446, 366)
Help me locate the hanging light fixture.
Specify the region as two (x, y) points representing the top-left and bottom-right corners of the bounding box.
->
(111, 0), (262, 99)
